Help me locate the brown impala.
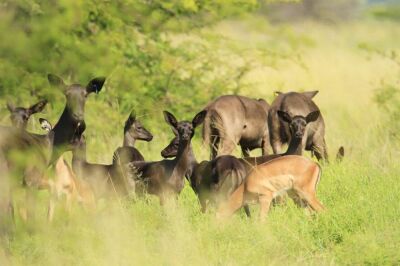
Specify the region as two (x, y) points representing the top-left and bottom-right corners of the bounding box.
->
(216, 155), (325, 220)
(202, 95), (271, 159)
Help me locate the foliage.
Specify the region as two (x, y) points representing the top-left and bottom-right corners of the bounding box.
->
(0, 0), (259, 116)
(359, 44), (400, 142)
(374, 83), (400, 141)
(368, 2), (400, 21)
(0, 0), (304, 137)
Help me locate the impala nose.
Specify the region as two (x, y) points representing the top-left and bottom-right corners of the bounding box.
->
(295, 132), (303, 138)
(71, 113), (85, 123)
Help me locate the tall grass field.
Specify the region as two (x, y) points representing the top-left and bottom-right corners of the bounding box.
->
(1, 1), (400, 265)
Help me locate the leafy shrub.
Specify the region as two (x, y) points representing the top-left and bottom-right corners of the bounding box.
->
(374, 82), (400, 140)
(0, 0), (304, 137)
(369, 2), (400, 21)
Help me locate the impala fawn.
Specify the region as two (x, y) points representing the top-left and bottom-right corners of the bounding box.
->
(48, 156), (95, 222)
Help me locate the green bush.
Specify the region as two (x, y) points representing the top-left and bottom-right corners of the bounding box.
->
(374, 82), (400, 141)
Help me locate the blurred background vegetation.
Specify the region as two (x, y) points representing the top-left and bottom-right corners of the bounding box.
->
(0, 0), (399, 152)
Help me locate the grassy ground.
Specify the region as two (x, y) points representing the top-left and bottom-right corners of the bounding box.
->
(2, 18), (400, 265)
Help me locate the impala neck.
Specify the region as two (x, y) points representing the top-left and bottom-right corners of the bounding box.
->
(123, 131), (136, 147)
(72, 144), (86, 165)
(172, 139), (192, 176)
(52, 107), (78, 146)
(50, 107), (85, 164)
(180, 143), (201, 193)
(167, 138), (196, 191)
(184, 143), (198, 178)
(284, 136), (303, 155)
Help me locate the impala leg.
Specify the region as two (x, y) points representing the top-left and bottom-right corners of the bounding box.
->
(288, 190), (307, 208)
(261, 133), (271, 156)
(218, 138), (236, 157)
(85, 191), (97, 211)
(241, 147), (250, 158)
(305, 194), (325, 213)
(200, 201), (208, 213)
(0, 193), (14, 238)
(8, 201), (15, 225)
(78, 180), (96, 211)
(312, 138), (329, 162)
(295, 186), (325, 213)
(216, 184), (244, 219)
(0, 152), (14, 239)
(25, 187), (36, 221)
(65, 192), (73, 216)
(198, 193), (208, 213)
(258, 192), (273, 222)
(159, 193), (166, 206)
(46, 180), (56, 222)
(210, 135), (219, 160)
(272, 193), (288, 206)
(243, 204), (251, 218)
(268, 113), (282, 155)
(271, 140), (282, 155)
(47, 196), (56, 222)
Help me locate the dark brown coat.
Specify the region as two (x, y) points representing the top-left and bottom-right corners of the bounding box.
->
(0, 74), (105, 226)
(161, 136), (249, 216)
(202, 95), (271, 159)
(161, 107), (321, 216)
(71, 136), (134, 199)
(128, 110), (207, 204)
(268, 91), (328, 161)
(112, 110), (153, 165)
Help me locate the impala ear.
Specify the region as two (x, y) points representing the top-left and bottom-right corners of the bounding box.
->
(126, 109), (136, 126)
(6, 102), (15, 112)
(28, 99), (48, 115)
(129, 109), (136, 121)
(192, 110), (207, 128)
(163, 111), (178, 134)
(170, 127), (178, 136)
(302, 90), (319, 99)
(277, 110), (292, 123)
(305, 110), (320, 123)
(39, 118), (52, 132)
(86, 77), (106, 94)
(336, 146), (344, 161)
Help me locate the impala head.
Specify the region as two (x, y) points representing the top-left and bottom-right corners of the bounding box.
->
(47, 74), (106, 123)
(274, 90), (319, 99)
(7, 100), (48, 129)
(277, 110), (320, 139)
(124, 110), (153, 142)
(161, 134), (180, 158)
(301, 90), (319, 99)
(162, 110), (207, 153)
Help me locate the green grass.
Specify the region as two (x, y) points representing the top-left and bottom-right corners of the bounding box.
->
(2, 18), (400, 265)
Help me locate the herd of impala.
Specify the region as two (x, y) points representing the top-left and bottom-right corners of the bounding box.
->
(0, 73), (341, 237)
